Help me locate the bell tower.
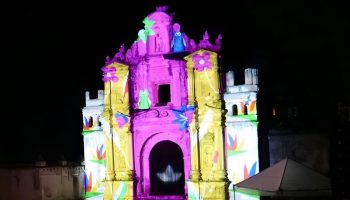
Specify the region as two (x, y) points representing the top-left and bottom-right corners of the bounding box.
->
(185, 49), (229, 199)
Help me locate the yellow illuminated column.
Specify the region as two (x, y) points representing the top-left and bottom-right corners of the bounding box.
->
(103, 76), (115, 182)
(185, 49), (229, 199)
(103, 62), (133, 200)
(186, 63), (201, 182)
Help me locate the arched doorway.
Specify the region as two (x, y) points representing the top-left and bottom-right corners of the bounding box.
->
(149, 140), (185, 195)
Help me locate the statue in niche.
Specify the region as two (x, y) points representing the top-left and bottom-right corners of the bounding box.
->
(203, 146), (213, 169)
(154, 26), (164, 53)
(138, 89), (151, 109)
(171, 23), (186, 53)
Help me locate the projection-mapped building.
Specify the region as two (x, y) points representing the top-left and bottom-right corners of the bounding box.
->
(82, 6), (259, 200)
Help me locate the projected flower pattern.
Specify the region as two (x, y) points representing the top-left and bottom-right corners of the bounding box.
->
(193, 52), (212, 71)
(102, 66), (118, 82)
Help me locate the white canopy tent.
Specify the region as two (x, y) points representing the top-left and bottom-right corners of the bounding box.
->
(234, 158), (332, 198)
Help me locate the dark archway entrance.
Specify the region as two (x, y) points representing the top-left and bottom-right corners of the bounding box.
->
(150, 140), (185, 195)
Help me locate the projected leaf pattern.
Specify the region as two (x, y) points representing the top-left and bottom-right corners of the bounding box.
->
(143, 17), (155, 36)
(136, 17), (155, 43)
(172, 105), (195, 131)
(84, 172), (103, 198)
(227, 124), (259, 184)
(236, 97), (257, 116)
(83, 116), (96, 131)
(84, 172), (92, 192)
(115, 113), (129, 128)
(244, 161), (257, 179)
(96, 145), (106, 160)
(226, 134), (246, 156)
(226, 121), (259, 186)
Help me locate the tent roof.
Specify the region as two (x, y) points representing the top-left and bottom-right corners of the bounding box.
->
(234, 158), (332, 197)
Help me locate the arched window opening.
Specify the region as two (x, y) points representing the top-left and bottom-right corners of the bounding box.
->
(97, 116), (102, 127)
(150, 140), (184, 195)
(157, 84), (171, 106)
(244, 105), (248, 115)
(232, 105), (238, 116)
(88, 116), (94, 127)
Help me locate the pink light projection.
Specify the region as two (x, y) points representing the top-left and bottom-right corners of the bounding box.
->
(102, 66), (118, 82)
(82, 6), (259, 200)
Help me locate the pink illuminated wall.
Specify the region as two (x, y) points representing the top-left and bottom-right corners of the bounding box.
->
(129, 8), (191, 198)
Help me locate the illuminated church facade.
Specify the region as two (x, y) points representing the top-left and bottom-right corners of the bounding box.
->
(82, 6), (259, 200)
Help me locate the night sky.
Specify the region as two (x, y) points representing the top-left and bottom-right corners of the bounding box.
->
(2, 1), (349, 164)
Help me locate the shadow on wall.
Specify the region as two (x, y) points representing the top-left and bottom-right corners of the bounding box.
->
(269, 133), (329, 175)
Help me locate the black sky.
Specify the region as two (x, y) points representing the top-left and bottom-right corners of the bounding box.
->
(2, 1), (349, 164)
